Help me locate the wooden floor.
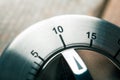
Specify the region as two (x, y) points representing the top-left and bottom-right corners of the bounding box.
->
(0, 0), (120, 55)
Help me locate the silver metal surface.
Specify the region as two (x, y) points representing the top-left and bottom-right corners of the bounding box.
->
(0, 15), (120, 80)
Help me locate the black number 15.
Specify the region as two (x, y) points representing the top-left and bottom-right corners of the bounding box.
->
(86, 32), (97, 40)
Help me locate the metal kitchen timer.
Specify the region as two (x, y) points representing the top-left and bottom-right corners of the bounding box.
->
(0, 15), (120, 80)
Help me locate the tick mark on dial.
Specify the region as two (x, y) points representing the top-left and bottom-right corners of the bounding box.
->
(28, 72), (36, 76)
(34, 62), (41, 67)
(38, 56), (45, 62)
(89, 39), (93, 47)
(31, 66), (39, 71)
(59, 34), (66, 48)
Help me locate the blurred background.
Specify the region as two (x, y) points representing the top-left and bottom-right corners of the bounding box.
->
(0, 0), (120, 54)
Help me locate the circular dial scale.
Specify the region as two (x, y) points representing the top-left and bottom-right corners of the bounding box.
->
(0, 15), (120, 80)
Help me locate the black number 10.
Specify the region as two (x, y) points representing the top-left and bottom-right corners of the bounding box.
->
(53, 26), (64, 34)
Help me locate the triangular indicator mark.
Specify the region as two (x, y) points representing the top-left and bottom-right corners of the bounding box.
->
(73, 57), (83, 70)
(61, 49), (87, 75)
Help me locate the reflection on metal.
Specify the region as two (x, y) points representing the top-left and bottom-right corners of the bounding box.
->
(0, 15), (120, 80)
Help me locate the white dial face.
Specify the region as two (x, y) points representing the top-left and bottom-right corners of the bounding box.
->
(0, 15), (120, 80)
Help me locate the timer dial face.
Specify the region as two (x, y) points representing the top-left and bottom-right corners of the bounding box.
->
(0, 15), (120, 80)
